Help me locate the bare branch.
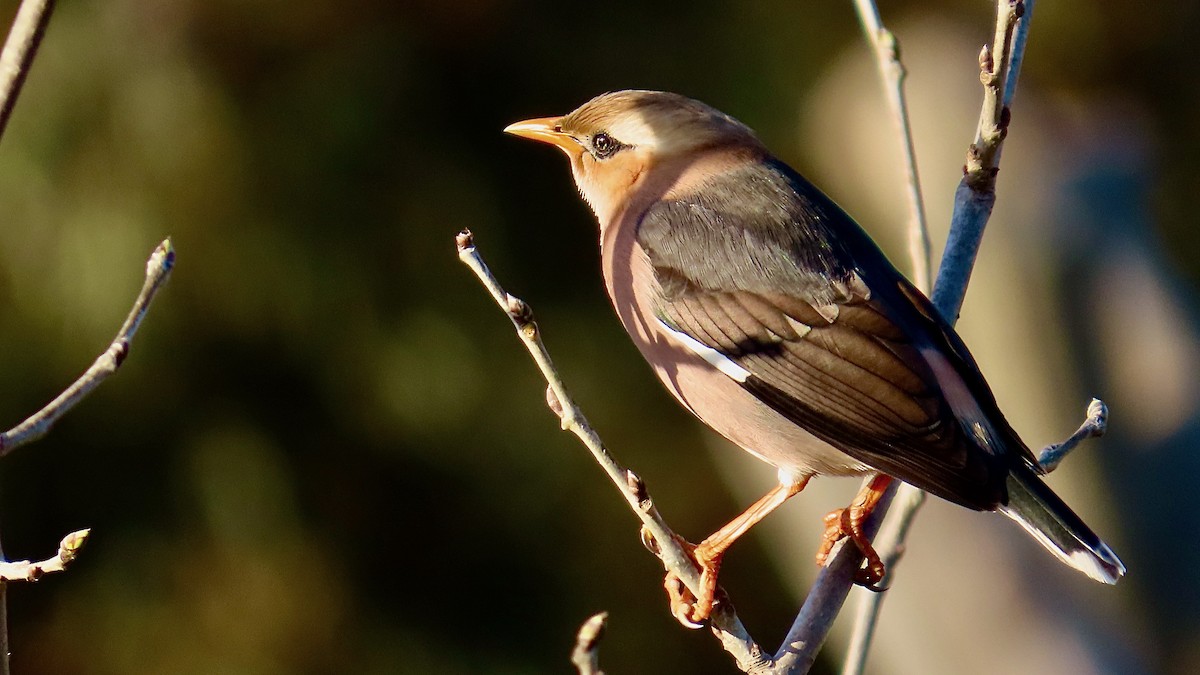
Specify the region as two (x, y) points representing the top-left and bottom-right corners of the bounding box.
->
(0, 0), (54, 142)
(771, 479), (895, 673)
(455, 230), (767, 669)
(0, 529), (88, 582)
(851, 0), (931, 292)
(571, 612), (608, 675)
(931, 0), (1033, 321)
(1038, 398), (1107, 473)
(0, 238), (175, 457)
(840, 483), (922, 675)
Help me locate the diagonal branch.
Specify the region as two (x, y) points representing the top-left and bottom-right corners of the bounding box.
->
(852, 0), (931, 292)
(0, 238), (175, 456)
(456, 230), (769, 671)
(1037, 398), (1107, 473)
(0, 0), (54, 141)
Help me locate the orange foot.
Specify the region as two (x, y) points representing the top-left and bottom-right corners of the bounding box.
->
(662, 535), (721, 628)
(656, 478), (810, 628)
(814, 474), (892, 589)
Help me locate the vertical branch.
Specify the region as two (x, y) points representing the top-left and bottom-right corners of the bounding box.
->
(835, 4), (934, 673)
(851, 0), (932, 292)
(930, 0), (1033, 321)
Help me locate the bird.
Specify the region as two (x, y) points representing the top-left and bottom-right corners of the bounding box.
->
(503, 90), (1125, 625)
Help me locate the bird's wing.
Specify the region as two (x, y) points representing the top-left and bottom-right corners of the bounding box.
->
(637, 157), (1030, 509)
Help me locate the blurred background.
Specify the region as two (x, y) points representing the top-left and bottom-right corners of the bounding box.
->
(0, 0), (1194, 673)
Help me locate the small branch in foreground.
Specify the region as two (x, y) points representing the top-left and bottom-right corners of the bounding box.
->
(0, 238), (175, 457)
(571, 612), (608, 675)
(0, 529), (88, 582)
(0, 0), (55, 141)
(456, 230), (767, 671)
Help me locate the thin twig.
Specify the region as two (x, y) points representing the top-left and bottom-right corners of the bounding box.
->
(0, 529), (88, 582)
(840, 483), (922, 675)
(0, 238), (171, 674)
(835, 3), (936, 673)
(455, 230), (768, 670)
(851, 0), (931, 292)
(1038, 398), (1107, 473)
(0, 239), (175, 456)
(570, 612), (608, 675)
(0, 0), (54, 141)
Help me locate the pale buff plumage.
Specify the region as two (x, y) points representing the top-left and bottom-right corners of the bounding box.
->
(505, 90), (1124, 625)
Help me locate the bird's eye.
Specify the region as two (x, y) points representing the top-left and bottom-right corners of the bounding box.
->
(591, 132), (620, 159)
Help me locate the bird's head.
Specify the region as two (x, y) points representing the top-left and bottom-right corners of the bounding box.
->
(505, 90), (763, 225)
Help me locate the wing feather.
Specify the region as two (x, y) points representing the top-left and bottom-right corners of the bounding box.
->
(639, 158), (1023, 508)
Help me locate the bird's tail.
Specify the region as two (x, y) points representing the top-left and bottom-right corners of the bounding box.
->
(999, 463), (1125, 584)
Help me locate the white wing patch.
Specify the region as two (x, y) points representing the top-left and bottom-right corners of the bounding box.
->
(658, 318), (751, 383)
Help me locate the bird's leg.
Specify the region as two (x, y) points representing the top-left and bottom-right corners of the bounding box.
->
(816, 473), (893, 587)
(664, 476), (810, 626)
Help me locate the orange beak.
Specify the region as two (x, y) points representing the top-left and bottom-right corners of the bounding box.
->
(503, 116), (579, 154)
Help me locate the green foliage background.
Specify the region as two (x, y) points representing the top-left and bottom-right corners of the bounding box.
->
(0, 0), (1194, 673)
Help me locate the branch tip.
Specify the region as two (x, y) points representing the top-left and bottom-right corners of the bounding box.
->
(571, 612), (609, 675)
(0, 526), (91, 583)
(455, 229), (475, 251)
(0, 236), (173, 457)
(149, 237), (175, 276)
(1086, 398), (1108, 434)
(58, 528), (90, 563)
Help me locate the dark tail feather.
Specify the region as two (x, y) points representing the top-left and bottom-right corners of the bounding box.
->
(999, 464), (1126, 583)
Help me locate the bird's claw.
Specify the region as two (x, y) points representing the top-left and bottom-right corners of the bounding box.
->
(817, 506), (887, 590)
(657, 534), (722, 628)
(664, 572), (706, 629)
